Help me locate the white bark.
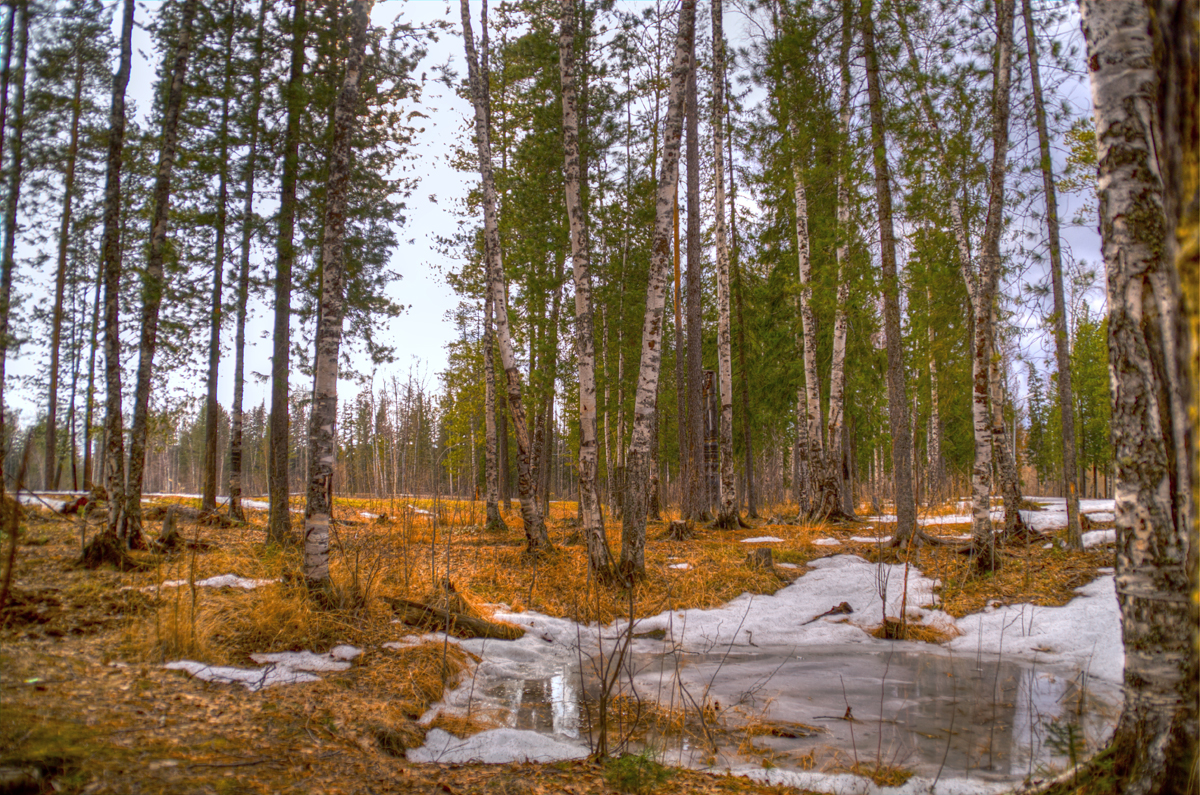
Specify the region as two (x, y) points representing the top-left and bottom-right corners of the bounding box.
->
(559, 0), (611, 577)
(303, 0), (373, 587)
(712, 0), (736, 527)
(461, 0), (551, 553)
(1081, 2), (1198, 791)
(620, 0), (695, 581)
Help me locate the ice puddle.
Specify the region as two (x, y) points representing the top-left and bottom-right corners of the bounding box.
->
(411, 555), (1122, 794)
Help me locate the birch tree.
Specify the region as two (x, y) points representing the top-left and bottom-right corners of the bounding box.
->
(560, 0), (612, 577)
(711, 0), (737, 529)
(86, 0), (134, 558)
(620, 0), (694, 582)
(1081, 1), (1197, 791)
(460, 0), (551, 554)
(303, 0), (373, 589)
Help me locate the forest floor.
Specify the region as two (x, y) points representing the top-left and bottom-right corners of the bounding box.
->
(0, 493), (1115, 795)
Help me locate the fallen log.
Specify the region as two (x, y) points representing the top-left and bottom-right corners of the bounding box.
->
(381, 596), (525, 641)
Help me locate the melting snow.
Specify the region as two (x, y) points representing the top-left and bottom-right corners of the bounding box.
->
(409, 728), (587, 764)
(154, 574), (277, 590)
(740, 536), (783, 543)
(1083, 529), (1117, 548)
(813, 538), (841, 546)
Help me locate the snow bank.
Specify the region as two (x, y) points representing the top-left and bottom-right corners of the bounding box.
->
(949, 575), (1123, 684)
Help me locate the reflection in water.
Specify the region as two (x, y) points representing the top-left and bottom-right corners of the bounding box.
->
(460, 644), (1117, 785)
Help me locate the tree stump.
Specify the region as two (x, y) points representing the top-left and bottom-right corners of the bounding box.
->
(666, 520), (692, 541)
(745, 548), (774, 570)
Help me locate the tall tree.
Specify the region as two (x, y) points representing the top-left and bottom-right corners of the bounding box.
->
(964, 0), (1015, 568)
(0, 0), (29, 466)
(1081, 2), (1197, 791)
(711, 0), (736, 529)
(124, 0), (199, 543)
(42, 4), (98, 490)
(860, 0), (916, 547)
(1022, 0), (1082, 549)
(620, 0), (694, 582)
(268, 0), (306, 544)
(559, 0), (612, 577)
(94, 0), (135, 552)
(303, 0), (374, 589)
(460, 0), (551, 553)
(201, 0), (238, 514)
(683, 39), (704, 520)
(229, 0), (268, 524)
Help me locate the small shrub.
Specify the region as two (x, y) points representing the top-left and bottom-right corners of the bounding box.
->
(604, 748), (673, 794)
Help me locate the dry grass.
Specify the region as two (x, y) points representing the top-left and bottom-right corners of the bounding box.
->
(838, 761), (915, 787)
(0, 492), (1121, 794)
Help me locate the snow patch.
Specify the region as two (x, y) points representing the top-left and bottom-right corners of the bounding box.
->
(849, 536), (892, 544)
(740, 536), (784, 543)
(813, 538), (841, 546)
(154, 574), (277, 590)
(668, 563), (691, 571)
(164, 661), (320, 691)
(407, 728), (587, 764)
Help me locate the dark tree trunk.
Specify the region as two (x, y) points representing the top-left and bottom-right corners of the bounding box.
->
(44, 48), (85, 491)
(124, 0), (199, 544)
(268, 0), (306, 543)
(861, 0), (916, 546)
(228, 0), (267, 524)
(202, 1), (237, 514)
(0, 0), (29, 470)
(684, 47), (705, 520)
(97, 0), (135, 548)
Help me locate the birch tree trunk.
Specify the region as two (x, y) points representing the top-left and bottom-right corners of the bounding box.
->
(861, 0), (916, 547)
(0, 0), (28, 467)
(229, 0), (267, 524)
(560, 0), (612, 577)
(825, 0), (854, 519)
(44, 47), (85, 491)
(1022, 0), (1082, 548)
(268, 0), (306, 544)
(1081, 2), (1197, 791)
(620, 0), (695, 582)
(684, 47), (705, 519)
(460, 0), (550, 553)
(989, 340), (1026, 536)
(483, 277), (507, 533)
(124, 0), (198, 545)
(965, 0), (1015, 570)
(303, 0), (373, 589)
(97, 0), (134, 548)
(711, 0), (737, 529)
(202, 2), (236, 514)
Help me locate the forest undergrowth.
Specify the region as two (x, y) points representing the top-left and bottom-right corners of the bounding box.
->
(0, 494), (1112, 794)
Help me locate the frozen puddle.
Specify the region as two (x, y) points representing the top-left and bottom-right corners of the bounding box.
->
(410, 557), (1122, 792)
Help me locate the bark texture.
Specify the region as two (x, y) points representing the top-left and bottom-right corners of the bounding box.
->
(125, 0), (198, 544)
(620, 0), (695, 582)
(861, 0), (916, 546)
(711, 0), (736, 529)
(559, 0), (612, 577)
(460, 0), (550, 554)
(1081, 2), (1198, 792)
(684, 45), (705, 519)
(268, 0), (306, 544)
(99, 0), (134, 545)
(303, 0), (373, 588)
